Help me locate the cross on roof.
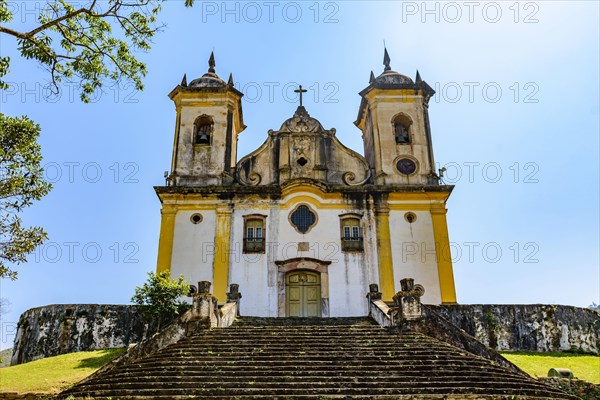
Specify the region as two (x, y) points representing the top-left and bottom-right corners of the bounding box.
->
(294, 84), (308, 107)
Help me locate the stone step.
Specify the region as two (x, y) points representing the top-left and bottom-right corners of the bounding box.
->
(75, 375), (545, 390)
(65, 386), (568, 397)
(231, 317), (376, 326)
(61, 317), (575, 400)
(80, 373), (532, 383)
(73, 383), (556, 395)
(120, 359), (498, 371)
(58, 396), (578, 400)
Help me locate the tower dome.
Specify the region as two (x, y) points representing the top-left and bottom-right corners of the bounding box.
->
(188, 52), (228, 88)
(372, 48), (414, 85)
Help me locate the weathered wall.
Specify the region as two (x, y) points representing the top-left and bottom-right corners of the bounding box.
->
(434, 304), (600, 354)
(11, 304), (157, 366)
(11, 303), (599, 366)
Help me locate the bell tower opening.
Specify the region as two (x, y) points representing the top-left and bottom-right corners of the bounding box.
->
(194, 115), (213, 145)
(393, 113), (412, 144)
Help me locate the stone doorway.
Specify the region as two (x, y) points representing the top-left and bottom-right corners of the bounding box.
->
(286, 271), (321, 317)
(275, 257), (331, 317)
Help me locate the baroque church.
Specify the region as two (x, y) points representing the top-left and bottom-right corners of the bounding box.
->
(17, 50), (593, 400)
(155, 50), (457, 317)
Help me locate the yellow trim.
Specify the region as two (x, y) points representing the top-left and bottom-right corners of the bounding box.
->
(280, 184), (345, 210)
(431, 206), (457, 303)
(365, 89), (422, 102)
(156, 206), (177, 275)
(159, 203), (222, 211)
(375, 207), (395, 301)
(213, 206), (233, 302)
(388, 192), (450, 202)
(280, 195), (344, 210)
(281, 184), (342, 200)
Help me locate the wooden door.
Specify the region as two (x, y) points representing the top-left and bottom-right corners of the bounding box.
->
(286, 271), (321, 317)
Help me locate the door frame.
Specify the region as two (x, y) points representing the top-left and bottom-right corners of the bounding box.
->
(275, 257), (331, 317)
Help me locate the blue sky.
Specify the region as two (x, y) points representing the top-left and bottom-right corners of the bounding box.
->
(0, 1), (599, 349)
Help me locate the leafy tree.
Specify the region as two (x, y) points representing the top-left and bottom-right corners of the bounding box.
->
(131, 271), (190, 329)
(0, 0), (197, 277)
(0, 114), (52, 280)
(0, 0), (196, 100)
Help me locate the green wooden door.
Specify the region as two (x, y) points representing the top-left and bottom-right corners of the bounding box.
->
(286, 271), (321, 317)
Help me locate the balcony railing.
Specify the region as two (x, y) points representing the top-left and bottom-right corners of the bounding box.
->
(243, 238), (265, 253)
(341, 237), (364, 252)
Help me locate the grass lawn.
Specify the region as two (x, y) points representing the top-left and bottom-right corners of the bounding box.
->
(502, 351), (600, 384)
(0, 348), (125, 394)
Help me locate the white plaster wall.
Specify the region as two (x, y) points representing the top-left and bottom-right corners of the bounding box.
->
(225, 194), (376, 317)
(277, 196), (374, 317)
(170, 210), (216, 287)
(275, 203), (370, 317)
(228, 204), (274, 317)
(389, 210), (442, 304)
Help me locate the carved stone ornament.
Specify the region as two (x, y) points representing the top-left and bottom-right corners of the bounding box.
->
(293, 136), (311, 156)
(390, 278), (425, 323)
(280, 106), (324, 133)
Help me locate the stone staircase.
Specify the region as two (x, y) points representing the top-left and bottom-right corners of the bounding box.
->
(63, 317), (576, 399)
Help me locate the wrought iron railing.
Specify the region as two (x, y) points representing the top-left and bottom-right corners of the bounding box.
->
(341, 237), (364, 252)
(243, 238), (265, 253)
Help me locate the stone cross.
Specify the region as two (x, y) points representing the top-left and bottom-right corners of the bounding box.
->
(294, 85), (308, 107)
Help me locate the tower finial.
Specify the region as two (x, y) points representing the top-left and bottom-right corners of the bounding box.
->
(181, 73), (187, 87)
(208, 51), (216, 73)
(369, 71), (375, 83)
(383, 48), (391, 72)
(228, 72), (234, 86)
(415, 70), (422, 83)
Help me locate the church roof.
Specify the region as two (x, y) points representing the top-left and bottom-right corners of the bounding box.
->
(371, 48), (414, 86)
(169, 52), (243, 99)
(188, 52), (228, 88)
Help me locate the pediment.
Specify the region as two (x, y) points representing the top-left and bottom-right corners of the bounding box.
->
(236, 127), (371, 187)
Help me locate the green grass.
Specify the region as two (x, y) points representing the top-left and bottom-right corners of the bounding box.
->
(502, 351), (600, 384)
(0, 348), (125, 394)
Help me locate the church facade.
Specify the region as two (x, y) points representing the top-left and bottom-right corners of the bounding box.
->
(155, 51), (457, 318)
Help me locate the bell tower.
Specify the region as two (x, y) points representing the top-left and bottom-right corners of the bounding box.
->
(355, 49), (437, 186)
(167, 52), (246, 186)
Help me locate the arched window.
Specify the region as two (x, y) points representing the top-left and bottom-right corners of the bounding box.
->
(194, 115), (213, 145)
(339, 214), (364, 252)
(243, 215), (266, 253)
(393, 114), (412, 144)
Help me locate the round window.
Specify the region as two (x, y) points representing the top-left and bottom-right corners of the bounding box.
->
(190, 213), (203, 224)
(404, 212), (417, 223)
(396, 158), (417, 175)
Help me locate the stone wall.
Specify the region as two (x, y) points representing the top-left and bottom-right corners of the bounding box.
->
(11, 304), (157, 366)
(11, 303), (600, 366)
(434, 304), (600, 354)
